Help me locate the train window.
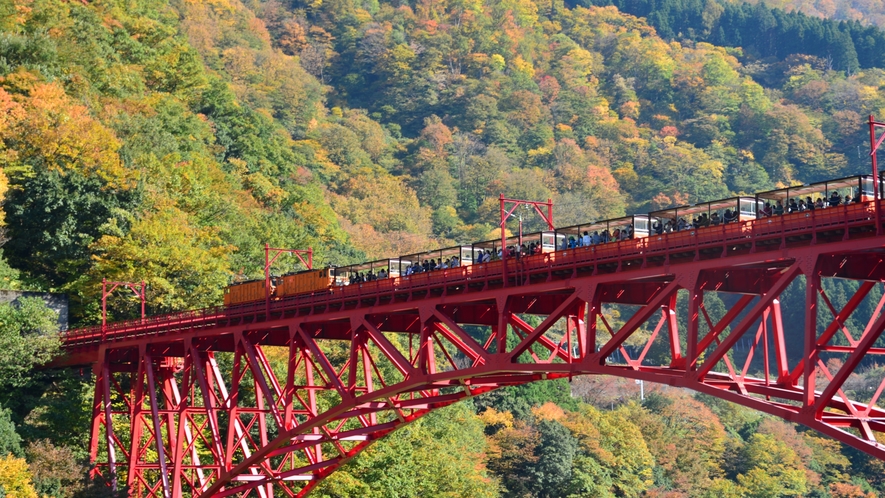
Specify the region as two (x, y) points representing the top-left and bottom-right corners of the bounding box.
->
(634, 217), (648, 232)
(862, 177), (875, 197)
(739, 199), (757, 217)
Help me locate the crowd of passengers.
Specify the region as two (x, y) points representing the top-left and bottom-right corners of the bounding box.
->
(758, 191), (860, 217)
(403, 256), (461, 275)
(348, 268), (389, 284)
(347, 257), (463, 283)
(560, 225), (635, 249)
(653, 211), (736, 234)
(652, 191), (862, 235)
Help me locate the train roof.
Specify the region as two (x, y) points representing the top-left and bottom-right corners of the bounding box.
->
(554, 214), (648, 235)
(399, 245), (475, 264)
(335, 258), (406, 274)
(755, 174), (875, 201)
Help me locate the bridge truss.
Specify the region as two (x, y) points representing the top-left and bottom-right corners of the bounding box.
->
(61, 202), (885, 497)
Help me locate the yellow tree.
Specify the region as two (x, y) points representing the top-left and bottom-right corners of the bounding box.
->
(0, 454), (38, 498)
(0, 82), (131, 189)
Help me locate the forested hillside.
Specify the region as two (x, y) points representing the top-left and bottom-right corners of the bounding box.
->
(0, 0), (885, 495)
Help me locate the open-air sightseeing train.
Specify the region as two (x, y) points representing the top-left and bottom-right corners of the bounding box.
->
(224, 174), (878, 306)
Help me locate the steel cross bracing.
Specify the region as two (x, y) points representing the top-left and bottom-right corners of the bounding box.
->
(62, 201), (885, 497)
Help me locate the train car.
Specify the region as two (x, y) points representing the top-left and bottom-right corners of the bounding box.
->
(224, 279), (272, 306)
(649, 197), (759, 233)
(554, 215), (650, 248)
(334, 259), (404, 284)
(275, 268), (336, 297)
(400, 246), (474, 274)
(756, 175), (876, 213)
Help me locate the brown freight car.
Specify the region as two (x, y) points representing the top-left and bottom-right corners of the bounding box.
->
(223, 279), (273, 306)
(275, 268), (335, 298)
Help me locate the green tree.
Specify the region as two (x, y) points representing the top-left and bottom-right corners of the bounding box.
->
(315, 402), (499, 497)
(0, 298), (58, 391)
(0, 404), (20, 458)
(528, 419), (578, 498)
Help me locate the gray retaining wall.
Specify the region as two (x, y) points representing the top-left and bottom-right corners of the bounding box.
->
(0, 290), (69, 331)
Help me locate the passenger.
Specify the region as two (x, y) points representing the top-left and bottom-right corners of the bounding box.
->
(625, 224), (634, 238)
(774, 200), (784, 216)
(829, 191), (841, 207)
(379, 268), (388, 278)
(602, 230), (610, 243)
(723, 209), (734, 223)
(806, 196), (815, 211)
(568, 236), (576, 249)
(701, 213), (710, 228)
(612, 228), (621, 240)
(582, 231), (591, 246)
(451, 257), (460, 268)
(486, 249), (493, 261)
(560, 238), (569, 251)
(710, 212), (721, 225)
(653, 220), (663, 235)
(797, 199), (807, 211)
(677, 218), (689, 231)
(789, 198), (798, 213)
(532, 243), (541, 255)
(761, 202), (773, 217)
(815, 197), (825, 209)
(844, 194), (852, 205)
(592, 231), (601, 244)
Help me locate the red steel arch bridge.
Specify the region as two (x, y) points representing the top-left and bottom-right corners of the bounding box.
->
(55, 198), (885, 497)
(51, 115), (885, 498)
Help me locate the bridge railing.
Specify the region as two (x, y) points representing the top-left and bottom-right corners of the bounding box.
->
(61, 200), (881, 348)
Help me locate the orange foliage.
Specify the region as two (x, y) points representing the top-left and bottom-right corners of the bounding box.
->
(830, 482), (876, 498)
(532, 402), (566, 421)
